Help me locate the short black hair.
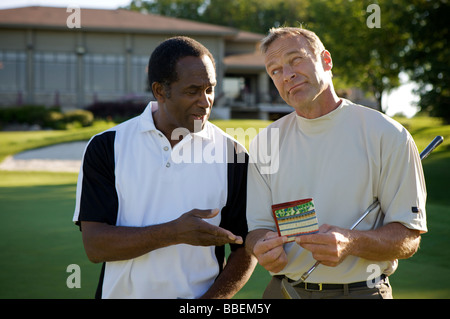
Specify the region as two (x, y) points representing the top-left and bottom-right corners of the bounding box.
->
(148, 36), (216, 96)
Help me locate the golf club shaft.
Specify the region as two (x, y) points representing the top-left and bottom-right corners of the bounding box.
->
(299, 135), (444, 282)
(420, 135), (444, 160)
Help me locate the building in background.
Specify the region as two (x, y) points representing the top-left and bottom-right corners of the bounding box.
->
(0, 6), (286, 119)
(0, 6), (376, 120)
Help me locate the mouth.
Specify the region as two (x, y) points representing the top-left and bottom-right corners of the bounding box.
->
(192, 113), (207, 121)
(288, 82), (305, 95)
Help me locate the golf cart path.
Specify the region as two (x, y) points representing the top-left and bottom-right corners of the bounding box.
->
(0, 141), (88, 173)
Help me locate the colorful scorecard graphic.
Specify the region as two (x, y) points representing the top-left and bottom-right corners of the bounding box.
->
(271, 198), (319, 242)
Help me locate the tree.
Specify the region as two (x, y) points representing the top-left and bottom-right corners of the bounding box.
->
(396, 0), (450, 122)
(306, 0), (410, 111)
(126, 0), (408, 112)
(126, 0), (204, 21)
(127, 0), (309, 34)
(125, 0), (448, 119)
(200, 0), (309, 33)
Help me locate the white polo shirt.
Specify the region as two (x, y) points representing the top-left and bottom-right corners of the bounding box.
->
(247, 99), (427, 284)
(73, 101), (248, 299)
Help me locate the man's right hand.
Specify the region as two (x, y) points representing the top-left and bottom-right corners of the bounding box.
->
(80, 209), (242, 263)
(173, 208), (243, 246)
(249, 231), (288, 273)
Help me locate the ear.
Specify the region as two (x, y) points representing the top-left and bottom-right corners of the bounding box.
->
(152, 82), (166, 102)
(321, 50), (333, 71)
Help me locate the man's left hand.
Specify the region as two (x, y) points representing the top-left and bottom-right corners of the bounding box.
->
(295, 224), (354, 267)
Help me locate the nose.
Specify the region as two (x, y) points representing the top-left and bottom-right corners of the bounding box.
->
(198, 90), (213, 109)
(283, 66), (296, 82)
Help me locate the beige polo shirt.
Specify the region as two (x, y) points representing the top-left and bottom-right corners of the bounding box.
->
(247, 99), (427, 283)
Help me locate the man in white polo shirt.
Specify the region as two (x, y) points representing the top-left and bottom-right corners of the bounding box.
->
(74, 37), (256, 299)
(245, 27), (427, 299)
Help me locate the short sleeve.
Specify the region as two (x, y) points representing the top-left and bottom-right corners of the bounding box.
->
(73, 131), (119, 228)
(220, 140), (249, 252)
(246, 135), (277, 233)
(378, 133), (427, 233)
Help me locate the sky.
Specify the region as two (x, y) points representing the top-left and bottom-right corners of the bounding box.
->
(0, 0), (420, 117)
(0, 0), (131, 10)
(382, 76), (420, 118)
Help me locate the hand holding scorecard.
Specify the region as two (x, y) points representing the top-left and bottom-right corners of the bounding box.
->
(271, 198), (319, 242)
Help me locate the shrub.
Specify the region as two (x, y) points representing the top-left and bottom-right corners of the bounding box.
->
(64, 109), (94, 127)
(0, 105), (59, 128)
(43, 111), (66, 130)
(0, 105), (94, 130)
(86, 101), (147, 121)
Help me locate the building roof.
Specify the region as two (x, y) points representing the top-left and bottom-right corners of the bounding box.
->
(231, 30), (265, 42)
(224, 51), (266, 71)
(0, 6), (237, 36)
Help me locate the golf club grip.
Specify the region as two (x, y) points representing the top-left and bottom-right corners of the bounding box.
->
(420, 136), (444, 160)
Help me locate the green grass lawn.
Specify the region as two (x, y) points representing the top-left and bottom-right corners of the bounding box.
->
(0, 116), (449, 299)
(0, 172), (101, 298)
(0, 120), (115, 163)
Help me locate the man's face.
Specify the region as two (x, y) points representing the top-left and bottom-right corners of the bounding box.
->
(158, 55), (216, 134)
(264, 35), (332, 109)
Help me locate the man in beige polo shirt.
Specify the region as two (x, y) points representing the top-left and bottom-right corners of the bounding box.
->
(245, 27), (427, 299)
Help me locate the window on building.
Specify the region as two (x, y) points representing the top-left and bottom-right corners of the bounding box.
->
(34, 52), (76, 93)
(84, 54), (124, 93)
(0, 51), (26, 92)
(131, 55), (149, 93)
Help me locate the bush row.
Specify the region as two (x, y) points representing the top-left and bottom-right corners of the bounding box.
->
(0, 105), (94, 130)
(85, 100), (148, 122)
(0, 99), (150, 131)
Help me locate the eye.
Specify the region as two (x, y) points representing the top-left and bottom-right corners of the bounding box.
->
(185, 88), (198, 95)
(292, 56), (303, 65)
(271, 68), (281, 76)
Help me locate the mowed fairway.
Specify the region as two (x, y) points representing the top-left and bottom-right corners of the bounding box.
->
(0, 172), (101, 298)
(0, 117), (449, 299)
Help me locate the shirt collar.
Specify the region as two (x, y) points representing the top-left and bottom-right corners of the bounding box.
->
(139, 101), (158, 133)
